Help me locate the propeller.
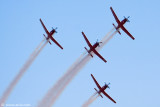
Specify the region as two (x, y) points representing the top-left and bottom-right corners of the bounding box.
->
(52, 27), (58, 33)
(124, 16), (130, 22)
(105, 82), (110, 89)
(127, 16), (130, 22)
(96, 39), (100, 47)
(96, 39), (102, 43)
(96, 39), (98, 43)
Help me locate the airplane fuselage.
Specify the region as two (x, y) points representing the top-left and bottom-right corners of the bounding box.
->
(98, 84), (108, 94)
(46, 29), (56, 40)
(88, 42), (99, 53)
(116, 18), (127, 29)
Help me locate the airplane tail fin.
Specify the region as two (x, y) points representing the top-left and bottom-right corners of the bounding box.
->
(94, 88), (103, 98)
(113, 23), (121, 35)
(43, 34), (51, 45)
(84, 47), (93, 57)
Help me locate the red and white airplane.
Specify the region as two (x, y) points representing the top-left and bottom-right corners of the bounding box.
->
(40, 18), (63, 49)
(110, 7), (135, 40)
(82, 32), (107, 63)
(91, 74), (116, 103)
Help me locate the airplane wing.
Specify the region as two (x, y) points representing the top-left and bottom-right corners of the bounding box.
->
(102, 91), (116, 103)
(82, 32), (92, 48)
(121, 26), (135, 40)
(91, 74), (102, 90)
(40, 18), (50, 35)
(49, 36), (63, 49)
(92, 49), (107, 63)
(110, 7), (121, 24)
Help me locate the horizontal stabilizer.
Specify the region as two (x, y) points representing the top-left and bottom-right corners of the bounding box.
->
(113, 24), (121, 35)
(43, 34), (51, 45)
(85, 47), (93, 57)
(94, 88), (103, 98)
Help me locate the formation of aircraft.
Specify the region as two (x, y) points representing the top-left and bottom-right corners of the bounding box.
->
(91, 74), (116, 103)
(40, 18), (63, 49)
(110, 7), (135, 40)
(39, 6), (135, 104)
(82, 32), (107, 63)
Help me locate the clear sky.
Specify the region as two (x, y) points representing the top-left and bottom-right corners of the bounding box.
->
(0, 0), (160, 107)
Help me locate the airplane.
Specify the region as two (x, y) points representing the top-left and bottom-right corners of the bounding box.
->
(82, 32), (107, 63)
(39, 18), (63, 49)
(91, 74), (116, 103)
(110, 7), (135, 40)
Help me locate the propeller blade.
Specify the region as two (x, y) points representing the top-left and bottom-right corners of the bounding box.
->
(98, 42), (102, 47)
(108, 83), (110, 89)
(52, 27), (58, 33)
(55, 27), (58, 33)
(96, 39), (98, 42)
(127, 16), (130, 22)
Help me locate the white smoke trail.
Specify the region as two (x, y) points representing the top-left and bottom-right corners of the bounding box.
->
(0, 39), (46, 106)
(31, 38), (45, 56)
(37, 52), (87, 107)
(82, 93), (99, 107)
(46, 54), (92, 107)
(37, 29), (116, 107)
(19, 39), (46, 72)
(97, 31), (117, 51)
(101, 28), (114, 42)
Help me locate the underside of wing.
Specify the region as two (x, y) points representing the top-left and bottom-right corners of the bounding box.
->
(40, 18), (49, 35)
(50, 36), (63, 49)
(82, 32), (92, 48)
(121, 26), (135, 40)
(110, 7), (121, 24)
(92, 49), (107, 63)
(102, 91), (116, 103)
(91, 74), (102, 90)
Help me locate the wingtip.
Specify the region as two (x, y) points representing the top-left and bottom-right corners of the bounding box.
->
(60, 46), (63, 50)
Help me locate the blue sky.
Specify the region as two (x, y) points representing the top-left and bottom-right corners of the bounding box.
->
(0, 0), (160, 107)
